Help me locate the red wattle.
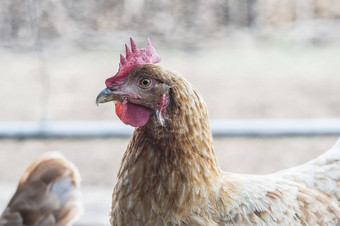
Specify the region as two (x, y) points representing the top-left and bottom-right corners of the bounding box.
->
(115, 103), (128, 125)
(115, 102), (151, 127)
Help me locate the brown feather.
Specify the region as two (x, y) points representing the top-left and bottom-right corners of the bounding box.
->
(109, 64), (340, 225)
(0, 152), (82, 226)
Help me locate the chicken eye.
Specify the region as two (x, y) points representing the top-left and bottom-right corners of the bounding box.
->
(139, 78), (152, 88)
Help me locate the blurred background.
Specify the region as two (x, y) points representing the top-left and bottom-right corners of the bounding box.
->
(0, 0), (340, 224)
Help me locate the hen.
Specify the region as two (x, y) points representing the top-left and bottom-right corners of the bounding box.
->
(0, 152), (82, 226)
(96, 38), (340, 225)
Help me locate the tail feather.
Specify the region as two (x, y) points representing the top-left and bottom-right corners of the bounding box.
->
(280, 137), (340, 200)
(0, 152), (82, 226)
(330, 137), (340, 153)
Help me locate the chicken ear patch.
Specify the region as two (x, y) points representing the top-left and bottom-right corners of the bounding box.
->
(115, 101), (151, 127)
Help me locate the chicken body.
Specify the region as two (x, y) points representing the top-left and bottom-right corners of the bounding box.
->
(96, 39), (340, 225)
(0, 152), (82, 226)
(105, 65), (340, 225)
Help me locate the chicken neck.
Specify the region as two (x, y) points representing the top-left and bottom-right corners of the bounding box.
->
(112, 72), (223, 222)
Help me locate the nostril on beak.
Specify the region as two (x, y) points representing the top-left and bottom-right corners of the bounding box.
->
(109, 86), (119, 91)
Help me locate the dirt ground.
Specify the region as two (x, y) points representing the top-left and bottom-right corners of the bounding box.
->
(0, 39), (340, 224)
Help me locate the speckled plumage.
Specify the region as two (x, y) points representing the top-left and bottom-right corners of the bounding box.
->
(107, 64), (340, 226)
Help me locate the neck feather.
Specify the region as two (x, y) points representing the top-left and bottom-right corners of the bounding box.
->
(126, 72), (220, 179)
(112, 71), (221, 223)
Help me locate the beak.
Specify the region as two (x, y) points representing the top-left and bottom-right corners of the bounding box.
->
(96, 88), (117, 105)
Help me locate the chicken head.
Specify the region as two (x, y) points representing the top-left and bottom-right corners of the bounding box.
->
(96, 38), (170, 127)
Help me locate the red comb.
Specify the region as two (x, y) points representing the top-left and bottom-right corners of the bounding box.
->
(105, 38), (161, 88)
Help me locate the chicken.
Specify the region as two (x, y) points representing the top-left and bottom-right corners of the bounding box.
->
(0, 152), (82, 226)
(96, 38), (340, 225)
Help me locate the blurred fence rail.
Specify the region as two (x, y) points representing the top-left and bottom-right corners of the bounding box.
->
(1, 0), (340, 48)
(1, 119), (340, 139)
